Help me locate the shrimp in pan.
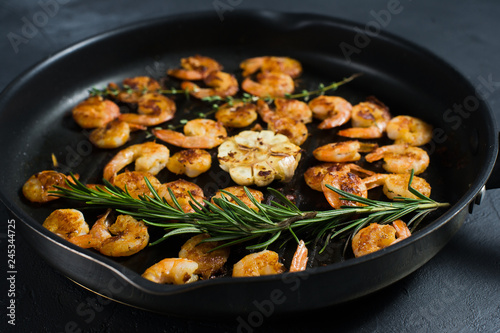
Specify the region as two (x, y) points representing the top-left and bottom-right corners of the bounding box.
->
(167, 55), (223, 81)
(241, 72), (295, 98)
(338, 97), (392, 139)
(386, 115), (433, 146)
(142, 258), (199, 285)
(181, 71), (239, 99)
(312, 140), (377, 163)
(167, 149), (212, 178)
(211, 186), (264, 211)
(153, 119), (227, 149)
(42, 209), (89, 240)
(240, 56), (302, 78)
(308, 95), (353, 129)
(179, 233), (230, 279)
(351, 220), (411, 257)
(110, 171), (161, 199)
(22, 170), (78, 203)
(108, 76), (161, 103)
(215, 101), (258, 128)
(103, 141), (170, 180)
(119, 92), (176, 126)
(289, 240), (309, 272)
(321, 170), (368, 209)
(304, 162), (375, 192)
(232, 250), (285, 277)
(363, 173), (431, 200)
(365, 144), (430, 174)
(273, 98), (313, 124)
(89, 119), (146, 149)
(72, 96), (120, 129)
(157, 179), (206, 213)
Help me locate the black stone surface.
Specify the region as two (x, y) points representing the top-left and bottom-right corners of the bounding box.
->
(1, 0), (499, 332)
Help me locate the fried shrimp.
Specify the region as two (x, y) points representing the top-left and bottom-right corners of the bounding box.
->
(153, 119), (227, 149)
(157, 179), (205, 213)
(304, 162), (375, 191)
(338, 97), (392, 139)
(167, 55), (223, 81)
(211, 186), (264, 211)
(321, 170), (368, 209)
(142, 258), (199, 285)
(110, 171), (161, 199)
(308, 95), (353, 129)
(386, 115), (433, 146)
(257, 100), (308, 146)
(232, 250), (285, 277)
(289, 240), (308, 272)
(181, 70), (239, 99)
(103, 141), (170, 180)
(119, 92), (176, 126)
(240, 56), (302, 78)
(179, 233), (230, 279)
(312, 140), (377, 163)
(22, 170), (78, 203)
(351, 220), (411, 257)
(365, 144), (430, 174)
(89, 119), (146, 149)
(241, 72), (295, 98)
(166, 149), (212, 178)
(273, 98), (313, 124)
(70, 209), (149, 257)
(72, 96), (120, 129)
(109, 76), (161, 103)
(363, 173), (431, 200)
(42, 209), (89, 240)
(215, 101), (258, 128)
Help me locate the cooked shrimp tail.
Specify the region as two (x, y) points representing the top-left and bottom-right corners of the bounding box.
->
(289, 240), (308, 272)
(142, 258), (199, 284)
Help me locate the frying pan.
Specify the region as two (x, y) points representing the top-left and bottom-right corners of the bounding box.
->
(0, 10), (498, 317)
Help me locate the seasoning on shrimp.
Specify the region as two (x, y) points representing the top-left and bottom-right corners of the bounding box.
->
(240, 56), (302, 78)
(338, 97), (392, 139)
(304, 162), (375, 192)
(241, 72), (295, 98)
(119, 92), (176, 126)
(321, 170), (368, 209)
(108, 76), (161, 103)
(365, 144), (430, 174)
(179, 233), (230, 279)
(72, 96), (120, 129)
(386, 115), (433, 146)
(167, 149), (212, 178)
(363, 173), (431, 200)
(211, 186), (264, 211)
(110, 171), (161, 199)
(351, 220), (411, 257)
(215, 101), (258, 128)
(103, 141), (170, 180)
(42, 209), (89, 240)
(232, 250), (285, 277)
(308, 95), (352, 129)
(22, 170), (78, 203)
(142, 258), (199, 285)
(89, 119), (146, 149)
(153, 119), (227, 149)
(181, 71), (239, 99)
(313, 140), (377, 163)
(157, 179), (205, 213)
(167, 55), (223, 81)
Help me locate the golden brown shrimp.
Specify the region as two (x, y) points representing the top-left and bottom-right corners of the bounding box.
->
(72, 96), (120, 129)
(110, 171), (161, 199)
(157, 179), (206, 213)
(89, 119), (146, 149)
(232, 250), (285, 277)
(215, 101), (258, 128)
(257, 100), (308, 146)
(386, 115), (433, 146)
(153, 119), (227, 149)
(70, 209), (149, 257)
(308, 95), (353, 129)
(338, 97), (392, 139)
(22, 170), (78, 203)
(240, 56), (302, 78)
(211, 186), (264, 211)
(181, 70), (238, 99)
(142, 258), (199, 284)
(167, 55), (223, 81)
(119, 92), (176, 126)
(109, 76), (161, 103)
(351, 220), (411, 257)
(103, 141), (170, 180)
(42, 209), (89, 240)
(312, 140), (377, 163)
(321, 170), (368, 209)
(365, 144), (430, 174)
(241, 72), (295, 98)
(304, 162), (375, 192)
(166, 149), (212, 178)
(274, 98), (313, 124)
(363, 173), (431, 200)
(289, 240), (308, 272)
(179, 233), (230, 279)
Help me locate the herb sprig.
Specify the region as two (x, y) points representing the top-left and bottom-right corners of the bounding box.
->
(52, 172), (448, 252)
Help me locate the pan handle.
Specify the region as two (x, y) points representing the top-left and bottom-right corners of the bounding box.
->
(485, 132), (500, 190)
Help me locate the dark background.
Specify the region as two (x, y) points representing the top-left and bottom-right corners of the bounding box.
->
(1, 0), (499, 332)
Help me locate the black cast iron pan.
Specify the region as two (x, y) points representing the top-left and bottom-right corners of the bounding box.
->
(0, 10), (498, 317)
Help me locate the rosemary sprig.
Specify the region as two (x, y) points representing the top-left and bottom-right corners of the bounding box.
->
(52, 173), (449, 252)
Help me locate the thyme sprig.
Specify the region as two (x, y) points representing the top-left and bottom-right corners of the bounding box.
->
(52, 172), (448, 252)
